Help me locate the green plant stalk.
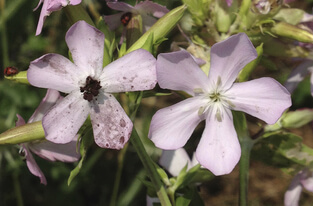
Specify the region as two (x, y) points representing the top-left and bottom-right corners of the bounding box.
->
(109, 143), (129, 206)
(0, 0), (9, 69)
(13, 172), (24, 206)
(64, 4), (95, 26)
(239, 137), (254, 206)
(130, 128), (172, 206)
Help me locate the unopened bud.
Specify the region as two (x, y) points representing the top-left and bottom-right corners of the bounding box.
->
(271, 22), (313, 43)
(0, 121), (45, 144)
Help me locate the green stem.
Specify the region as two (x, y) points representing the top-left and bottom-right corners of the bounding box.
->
(109, 143), (129, 206)
(0, 0), (9, 69)
(64, 4), (95, 26)
(130, 128), (172, 206)
(13, 172), (24, 206)
(239, 137), (254, 206)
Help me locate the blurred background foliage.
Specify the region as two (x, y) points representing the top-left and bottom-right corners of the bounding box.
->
(1, 0), (313, 205)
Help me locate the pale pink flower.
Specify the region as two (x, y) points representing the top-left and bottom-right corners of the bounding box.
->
(149, 33), (291, 176)
(34, 0), (81, 35)
(17, 89), (80, 185)
(28, 21), (157, 149)
(284, 60), (313, 96)
(284, 169), (313, 206)
(103, 0), (168, 32)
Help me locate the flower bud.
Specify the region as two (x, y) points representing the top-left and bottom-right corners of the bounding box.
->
(5, 71), (29, 84)
(127, 5), (187, 53)
(282, 109), (313, 129)
(0, 121), (45, 144)
(271, 22), (313, 43)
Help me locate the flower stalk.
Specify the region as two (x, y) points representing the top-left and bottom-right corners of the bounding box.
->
(130, 128), (172, 206)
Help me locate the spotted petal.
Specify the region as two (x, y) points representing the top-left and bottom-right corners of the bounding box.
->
(28, 54), (81, 93)
(196, 108), (241, 176)
(100, 49), (157, 93)
(225, 77), (291, 124)
(156, 50), (210, 96)
(43, 91), (90, 144)
(23, 144), (47, 185)
(208, 33), (258, 90)
(149, 97), (206, 149)
(66, 21), (104, 76)
(90, 93), (133, 149)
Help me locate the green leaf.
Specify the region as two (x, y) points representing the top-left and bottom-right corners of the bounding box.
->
(127, 5), (186, 53)
(238, 43), (263, 82)
(252, 132), (313, 172)
(273, 8), (305, 25)
(68, 123), (94, 185)
(97, 16), (116, 67)
(153, 162), (170, 186)
(175, 189), (193, 206)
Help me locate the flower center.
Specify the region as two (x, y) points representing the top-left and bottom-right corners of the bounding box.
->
(80, 76), (102, 102)
(195, 77), (235, 122)
(121, 12), (132, 26)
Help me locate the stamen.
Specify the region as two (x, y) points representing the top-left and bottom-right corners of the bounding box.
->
(226, 100), (236, 109)
(194, 88), (204, 96)
(215, 108), (222, 122)
(216, 76), (222, 88)
(80, 76), (102, 102)
(198, 106), (206, 116)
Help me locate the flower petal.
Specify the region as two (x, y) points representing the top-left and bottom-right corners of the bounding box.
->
(301, 174), (313, 192)
(70, 0), (81, 5)
(159, 148), (191, 176)
(43, 91), (90, 144)
(226, 0), (233, 7)
(156, 50), (210, 96)
(196, 108), (241, 176)
(149, 97), (206, 149)
(47, 0), (68, 11)
(28, 54), (81, 93)
(29, 137), (80, 162)
(90, 93), (133, 149)
(107, 2), (134, 12)
(135, 1), (169, 18)
(16, 114), (26, 127)
(103, 12), (124, 31)
(225, 77), (291, 124)
(284, 172), (303, 206)
(28, 89), (61, 123)
(208, 33), (257, 90)
(23, 144), (47, 185)
(284, 60), (313, 94)
(100, 49), (157, 92)
(35, 0), (50, 35)
(65, 21), (104, 76)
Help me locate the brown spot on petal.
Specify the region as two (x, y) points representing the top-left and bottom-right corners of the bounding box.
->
(120, 119), (126, 127)
(119, 136), (125, 144)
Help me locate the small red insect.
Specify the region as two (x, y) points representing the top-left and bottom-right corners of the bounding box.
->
(4, 66), (19, 76)
(120, 12), (132, 26)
